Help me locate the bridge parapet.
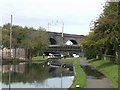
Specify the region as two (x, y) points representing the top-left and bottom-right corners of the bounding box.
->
(46, 45), (81, 53)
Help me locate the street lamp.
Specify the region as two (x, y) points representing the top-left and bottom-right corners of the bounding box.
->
(10, 15), (12, 58)
(55, 20), (64, 45)
(8, 15), (12, 90)
(55, 20), (64, 38)
(48, 20), (64, 37)
(48, 21), (54, 30)
(48, 20), (64, 45)
(48, 22), (50, 30)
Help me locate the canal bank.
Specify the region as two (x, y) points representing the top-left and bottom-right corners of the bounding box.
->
(88, 59), (118, 88)
(59, 58), (86, 89)
(80, 57), (116, 88)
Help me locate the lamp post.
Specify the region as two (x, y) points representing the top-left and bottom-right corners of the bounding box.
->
(48, 21), (64, 36)
(9, 15), (12, 90)
(62, 22), (64, 38)
(48, 20), (64, 45)
(55, 20), (64, 38)
(48, 21), (54, 30)
(55, 21), (64, 45)
(62, 22), (64, 45)
(48, 22), (50, 30)
(10, 15), (12, 58)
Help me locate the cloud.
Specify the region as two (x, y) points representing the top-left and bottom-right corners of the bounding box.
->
(0, 0), (106, 35)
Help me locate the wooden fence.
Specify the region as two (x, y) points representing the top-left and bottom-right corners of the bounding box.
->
(0, 48), (28, 60)
(96, 54), (116, 62)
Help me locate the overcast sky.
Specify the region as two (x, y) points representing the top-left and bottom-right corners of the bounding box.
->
(0, 0), (107, 35)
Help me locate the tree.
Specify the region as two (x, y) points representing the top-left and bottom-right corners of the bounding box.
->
(1, 24), (50, 59)
(22, 28), (50, 58)
(82, 2), (120, 62)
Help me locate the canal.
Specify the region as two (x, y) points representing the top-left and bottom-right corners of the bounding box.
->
(1, 62), (74, 89)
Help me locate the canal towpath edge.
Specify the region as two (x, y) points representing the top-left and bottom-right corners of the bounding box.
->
(79, 57), (114, 88)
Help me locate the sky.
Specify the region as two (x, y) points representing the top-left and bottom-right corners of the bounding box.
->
(0, 0), (107, 35)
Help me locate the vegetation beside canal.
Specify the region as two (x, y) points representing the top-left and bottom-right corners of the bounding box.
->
(89, 59), (118, 88)
(32, 56), (47, 60)
(60, 58), (86, 89)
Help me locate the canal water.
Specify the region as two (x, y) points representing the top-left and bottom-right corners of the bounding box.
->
(1, 62), (74, 89)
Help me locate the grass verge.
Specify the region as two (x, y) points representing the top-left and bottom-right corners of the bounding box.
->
(89, 59), (118, 88)
(32, 56), (47, 60)
(60, 58), (86, 88)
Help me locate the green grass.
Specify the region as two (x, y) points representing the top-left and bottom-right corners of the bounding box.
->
(60, 58), (86, 88)
(32, 62), (44, 64)
(32, 56), (47, 60)
(89, 59), (118, 88)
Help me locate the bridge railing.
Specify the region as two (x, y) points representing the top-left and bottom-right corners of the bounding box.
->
(47, 45), (81, 52)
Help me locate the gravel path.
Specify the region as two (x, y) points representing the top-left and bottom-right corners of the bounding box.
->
(79, 57), (113, 88)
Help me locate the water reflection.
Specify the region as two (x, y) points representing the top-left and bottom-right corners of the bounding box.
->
(2, 63), (26, 74)
(1, 62), (74, 88)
